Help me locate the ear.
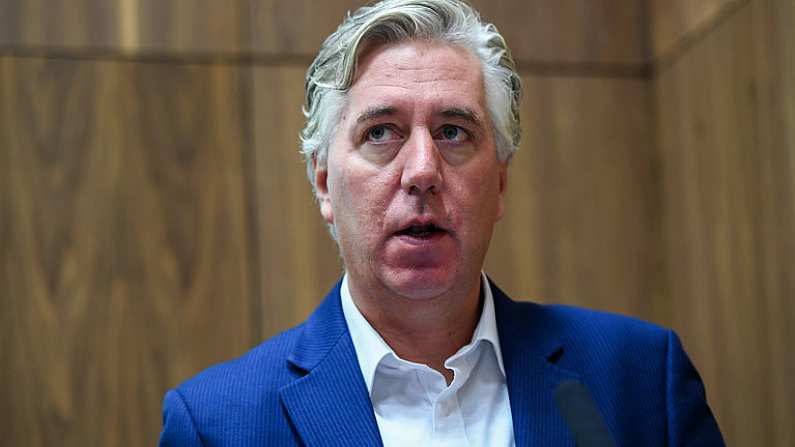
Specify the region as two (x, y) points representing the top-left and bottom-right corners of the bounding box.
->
(496, 163), (508, 221)
(313, 155), (334, 224)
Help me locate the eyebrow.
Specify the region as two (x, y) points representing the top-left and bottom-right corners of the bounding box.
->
(355, 106), (483, 126)
(438, 107), (484, 129)
(355, 106), (398, 125)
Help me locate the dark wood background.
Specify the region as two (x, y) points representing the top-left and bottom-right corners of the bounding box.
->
(1, 0), (792, 445)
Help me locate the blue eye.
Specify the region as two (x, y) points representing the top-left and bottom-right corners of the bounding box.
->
(366, 125), (394, 142)
(369, 126), (385, 140)
(441, 125), (468, 141)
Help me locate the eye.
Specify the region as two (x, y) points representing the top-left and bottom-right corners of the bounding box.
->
(359, 124), (402, 165)
(438, 125), (469, 142)
(435, 125), (475, 166)
(365, 125), (398, 143)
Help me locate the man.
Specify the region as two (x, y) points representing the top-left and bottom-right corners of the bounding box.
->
(160, 0), (724, 445)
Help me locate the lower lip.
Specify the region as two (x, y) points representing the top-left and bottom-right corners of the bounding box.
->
(394, 231), (450, 246)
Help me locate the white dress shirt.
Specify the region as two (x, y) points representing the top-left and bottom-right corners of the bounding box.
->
(340, 273), (515, 447)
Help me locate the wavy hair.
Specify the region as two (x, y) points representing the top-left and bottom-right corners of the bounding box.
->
(300, 0), (522, 194)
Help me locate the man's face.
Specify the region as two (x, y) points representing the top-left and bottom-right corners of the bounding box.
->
(315, 40), (508, 301)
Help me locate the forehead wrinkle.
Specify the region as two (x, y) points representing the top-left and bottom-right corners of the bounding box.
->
(380, 63), (472, 84)
(355, 72), (472, 90)
(357, 54), (477, 87)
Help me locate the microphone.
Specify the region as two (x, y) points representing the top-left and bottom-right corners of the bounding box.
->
(553, 380), (617, 447)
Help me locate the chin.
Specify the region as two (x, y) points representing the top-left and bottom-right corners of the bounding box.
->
(380, 266), (458, 301)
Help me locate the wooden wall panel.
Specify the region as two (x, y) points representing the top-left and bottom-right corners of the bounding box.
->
(655, 0), (795, 445)
(485, 76), (660, 321)
(249, 0), (364, 58)
(251, 66), (344, 337)
(0, 56), (255, 446)
(134, 0), (250, 54)
(250, 0), (649, 66)
(471, 0), (648, 66)
(0, 1), (121, 50)
(650, 0), (743, 59)
(0, 0), (248, 54)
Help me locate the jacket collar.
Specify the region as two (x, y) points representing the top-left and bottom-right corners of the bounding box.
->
(280, 277), (580, 447)
(280, 280), (383, 447)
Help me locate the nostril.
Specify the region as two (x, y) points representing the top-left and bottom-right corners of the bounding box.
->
(402, 163), (443, 194)
(408, 183), (438, 196)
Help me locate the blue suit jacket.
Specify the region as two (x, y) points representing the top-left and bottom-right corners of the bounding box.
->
(159, 279), (724, 446)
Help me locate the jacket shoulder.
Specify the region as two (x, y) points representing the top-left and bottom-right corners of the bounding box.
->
(542, 303), (669, 346)
(502, 298), (672, 380)
(179, 325), (303, 394)
(536, 303), (723, 445)
(162, 326), (305, 445)
(490, 279), (669, 351)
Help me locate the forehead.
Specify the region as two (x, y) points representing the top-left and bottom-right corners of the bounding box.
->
(347, 40), (486, 112)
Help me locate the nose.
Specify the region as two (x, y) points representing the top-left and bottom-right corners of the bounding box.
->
(400, 129), (443, 195)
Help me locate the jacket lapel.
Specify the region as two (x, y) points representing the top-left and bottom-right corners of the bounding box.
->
(279, 281), (383, 447)
(491, 280), (579, 447)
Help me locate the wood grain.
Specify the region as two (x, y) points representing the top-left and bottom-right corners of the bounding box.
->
(135, 0), (250, 54)
(485, 75), (660, 322)
(0, 0), (248, 54)
(0, 1), (121, 50)
(250, 0), (649, 66)
(0, 56), (255, 446)
(655, 0), (795, 444)
(1, 0), (648, 68)
(472, 0), (648, 65)
(650, 0), (742, 59)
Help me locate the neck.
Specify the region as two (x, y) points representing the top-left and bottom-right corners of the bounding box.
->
(347, 274), (483, 383)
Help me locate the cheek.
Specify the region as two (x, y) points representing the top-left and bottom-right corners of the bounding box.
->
(450, 168), (503, 227)
(332, 165), (389, 232)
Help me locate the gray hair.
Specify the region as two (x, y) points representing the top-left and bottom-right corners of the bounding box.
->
(300, 0), (522, 193)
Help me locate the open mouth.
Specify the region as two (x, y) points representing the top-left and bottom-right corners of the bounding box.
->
(395, 223), (447, 239)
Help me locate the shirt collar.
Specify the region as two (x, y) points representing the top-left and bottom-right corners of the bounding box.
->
(340, 272), (506, 395)
(472, 272), (507, 376)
